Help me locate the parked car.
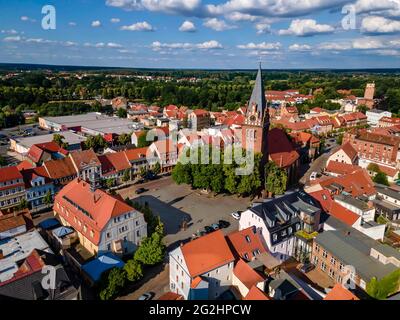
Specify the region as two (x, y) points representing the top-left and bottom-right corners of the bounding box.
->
(218, 220), (230, 229)
(300, 263), (315, 274)
(135, 187), (148, 194)
(204, 226), (214, 234)
(211, 223), (220, 231)
(231, 211), (241, 220)
(310, 172), (318, 181)
(137, 292), (154, 300)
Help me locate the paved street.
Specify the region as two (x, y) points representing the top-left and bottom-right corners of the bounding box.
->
(117, 176), (251, 249)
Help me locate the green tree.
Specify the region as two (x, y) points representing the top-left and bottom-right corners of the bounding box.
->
(118, 133), (131, 145)
(153, 162), (161, 175)
(366, 270), (400, 300)
(373, 172), (389, 186)
(105, 178), (115, 189)
(43, 190), (53, 206)
(84, 134), (107, 151)
(137, 131), (151, 148)
(53, 133), (68, 149)
(99, 268), (127, 300)
(336, 133), (343, 145)
(123, 259), (143, 282)
(122, 169), (131, 182)
(17, 198), (28, 210)
(172, 161), (192, 185)
(134, 230), (165, 266)
(0, 155), (6, 167)
(117, 108), (127, 118)
(265, 161), (288, 196)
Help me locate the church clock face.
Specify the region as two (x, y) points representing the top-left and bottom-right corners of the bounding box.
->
(249, 115), (256, 122)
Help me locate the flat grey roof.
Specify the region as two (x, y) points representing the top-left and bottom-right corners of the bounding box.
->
(334, 194), (370, 211)
(375, 184), (400, 201)
(42, 113), (136, 135)
(0, 230), (52, 282)
(315, 230), (398, 281)
(12, 131), (87, 149)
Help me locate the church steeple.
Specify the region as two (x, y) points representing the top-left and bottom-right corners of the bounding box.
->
(248, 62), (267, 118)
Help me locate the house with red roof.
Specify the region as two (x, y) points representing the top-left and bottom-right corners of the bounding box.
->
(188, 109), (211, 131)
(232, 259), (267, 298)
(27, 141), (69, 165)
(54, 178), (147, 256)
(226, 227), (267, 262)
(324, 283), (359, 300)
(378, 116), (400, 128)
(20, 166), (55, 212)
(267, 128), (300, 185)
(0, 166), (26, 211)
(243, 285), (271, 300)
(149, 139), (178, 172)
(169, 230), (235, 300)
(98, 152), (131, 183)
(327, 142), (358, 165)
(42, 157), (78, 188)
(290, 131), (320, 162)
(69, 149), (101, 182)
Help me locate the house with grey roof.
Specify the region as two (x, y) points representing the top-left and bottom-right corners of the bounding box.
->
(312, 220), (400, 291)
(374, 184), (400, 221)
(239, 191), (321, 261)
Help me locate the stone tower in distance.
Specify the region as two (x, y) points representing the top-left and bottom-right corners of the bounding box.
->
(242, 63), (270, 168)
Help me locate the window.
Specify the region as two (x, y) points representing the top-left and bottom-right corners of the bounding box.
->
(321, 262), (326, 271)
(107, 243), (111, 251)
(322, 250), (328, 258)
(106, 232), (111, 239)
(330, 257), (336, 265)
(245, 235), (251, 243)
(273, 234), (278, 242)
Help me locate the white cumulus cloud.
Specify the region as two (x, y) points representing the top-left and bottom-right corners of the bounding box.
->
(361, 16), (400, 33)
(279, 19), (334, 36)
(203, 18), (236, 31)
(151, 40), (223, 51)
(179, 20), (196, 32)
(289, 43), (312, 51)
(91, 20), (102, 27)
(121, 21), (155, 31)
(237, 41), (281, 50)
(111, 18), (121, 23)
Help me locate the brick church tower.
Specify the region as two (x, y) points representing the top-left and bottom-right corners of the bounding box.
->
(242, 63), (270, 170)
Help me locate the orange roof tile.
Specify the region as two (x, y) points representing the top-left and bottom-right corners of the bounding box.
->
(244, 285), (271, 300)
(325, 161), (360, 176)
(0, 166), (23, 183)
(124, 147), (149, 162)
(69, 149), (100, 170)
(233, 259), (265, 290)
(268, 128), (299, 168)
(54, 178), (137, 245)
(226, 227), (267, 261)
(43, 157), (77, 180)
(181, 230), (235, 277)
(324, 284), (359, 300)
(340, 142), (358, 161)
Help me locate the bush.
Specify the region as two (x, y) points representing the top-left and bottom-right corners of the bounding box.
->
(99, 268), (127, 300)
(373, 172), (389, 186)
(124, 259), (143, 282)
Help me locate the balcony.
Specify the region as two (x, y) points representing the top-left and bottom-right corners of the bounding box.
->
(295, 230), (319, 242)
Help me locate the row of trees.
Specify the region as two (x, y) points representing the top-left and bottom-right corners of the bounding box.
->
(99, 201), (165, 300)
(172, 147), (288, 197)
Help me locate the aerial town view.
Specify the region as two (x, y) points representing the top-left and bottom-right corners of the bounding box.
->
(1, 0), (400, 311)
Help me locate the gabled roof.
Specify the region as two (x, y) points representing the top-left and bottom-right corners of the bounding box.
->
(43, 157), (77, 180)
(124, 147), (149, 161)
(233, 259), (265, 290)
(69, 149), (101, 170)
(54, 178), (138, 245)
(308, 190), (360, 226)
(98, 152), (130, 173)
(20, 166), (52, 188)
(268, 128), (299, 168)
(226, 227), (267, 261)
(339, 142), (358, 161)
(325, 161), (360, 176)
(243, 285), (271, 300)
(324, 284), (359, 300)
(0, 166), (23, 183)
(181, 230), (235, 277)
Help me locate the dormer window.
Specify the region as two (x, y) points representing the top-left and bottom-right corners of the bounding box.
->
(245, 235), (251, 243)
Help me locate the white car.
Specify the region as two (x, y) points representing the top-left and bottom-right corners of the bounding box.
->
(310, 172), (318, 180)
(231, 211), (241, 220)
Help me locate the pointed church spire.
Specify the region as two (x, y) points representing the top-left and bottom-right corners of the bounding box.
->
(248, 63), (267, 117)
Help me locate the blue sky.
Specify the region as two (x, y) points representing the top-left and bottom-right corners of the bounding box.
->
(0, 0), (400, 69)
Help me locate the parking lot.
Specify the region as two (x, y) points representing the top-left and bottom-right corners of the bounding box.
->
(117, 176), (251, 250)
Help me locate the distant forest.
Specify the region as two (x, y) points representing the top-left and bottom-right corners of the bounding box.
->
(0, 64), (400, 129)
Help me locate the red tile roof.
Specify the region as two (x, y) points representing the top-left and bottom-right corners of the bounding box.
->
(69, 149), (101, 170)
(243, 285), (271, 300)
(376, 165), (398, 178)
(226, 227), (267, 261)
(268, 128), (299, 168)
(309, 190), (360, 226)
(43, 157), (77, 180)
(16, 160), (35, 171)
(181, 230), (235, 277)
(339, 142), (358, 161)
(20, 166), (51, 188)
(0, 166), (23, 183)
(54, 178), (136, 245)
(124, 147), (149, 162)
(158, 292), (184, 300)
(233, 259), (265, 290)
(98, 152), (130, 174)
(325, 161), (360, 176)
(324, 284), (359, 300)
